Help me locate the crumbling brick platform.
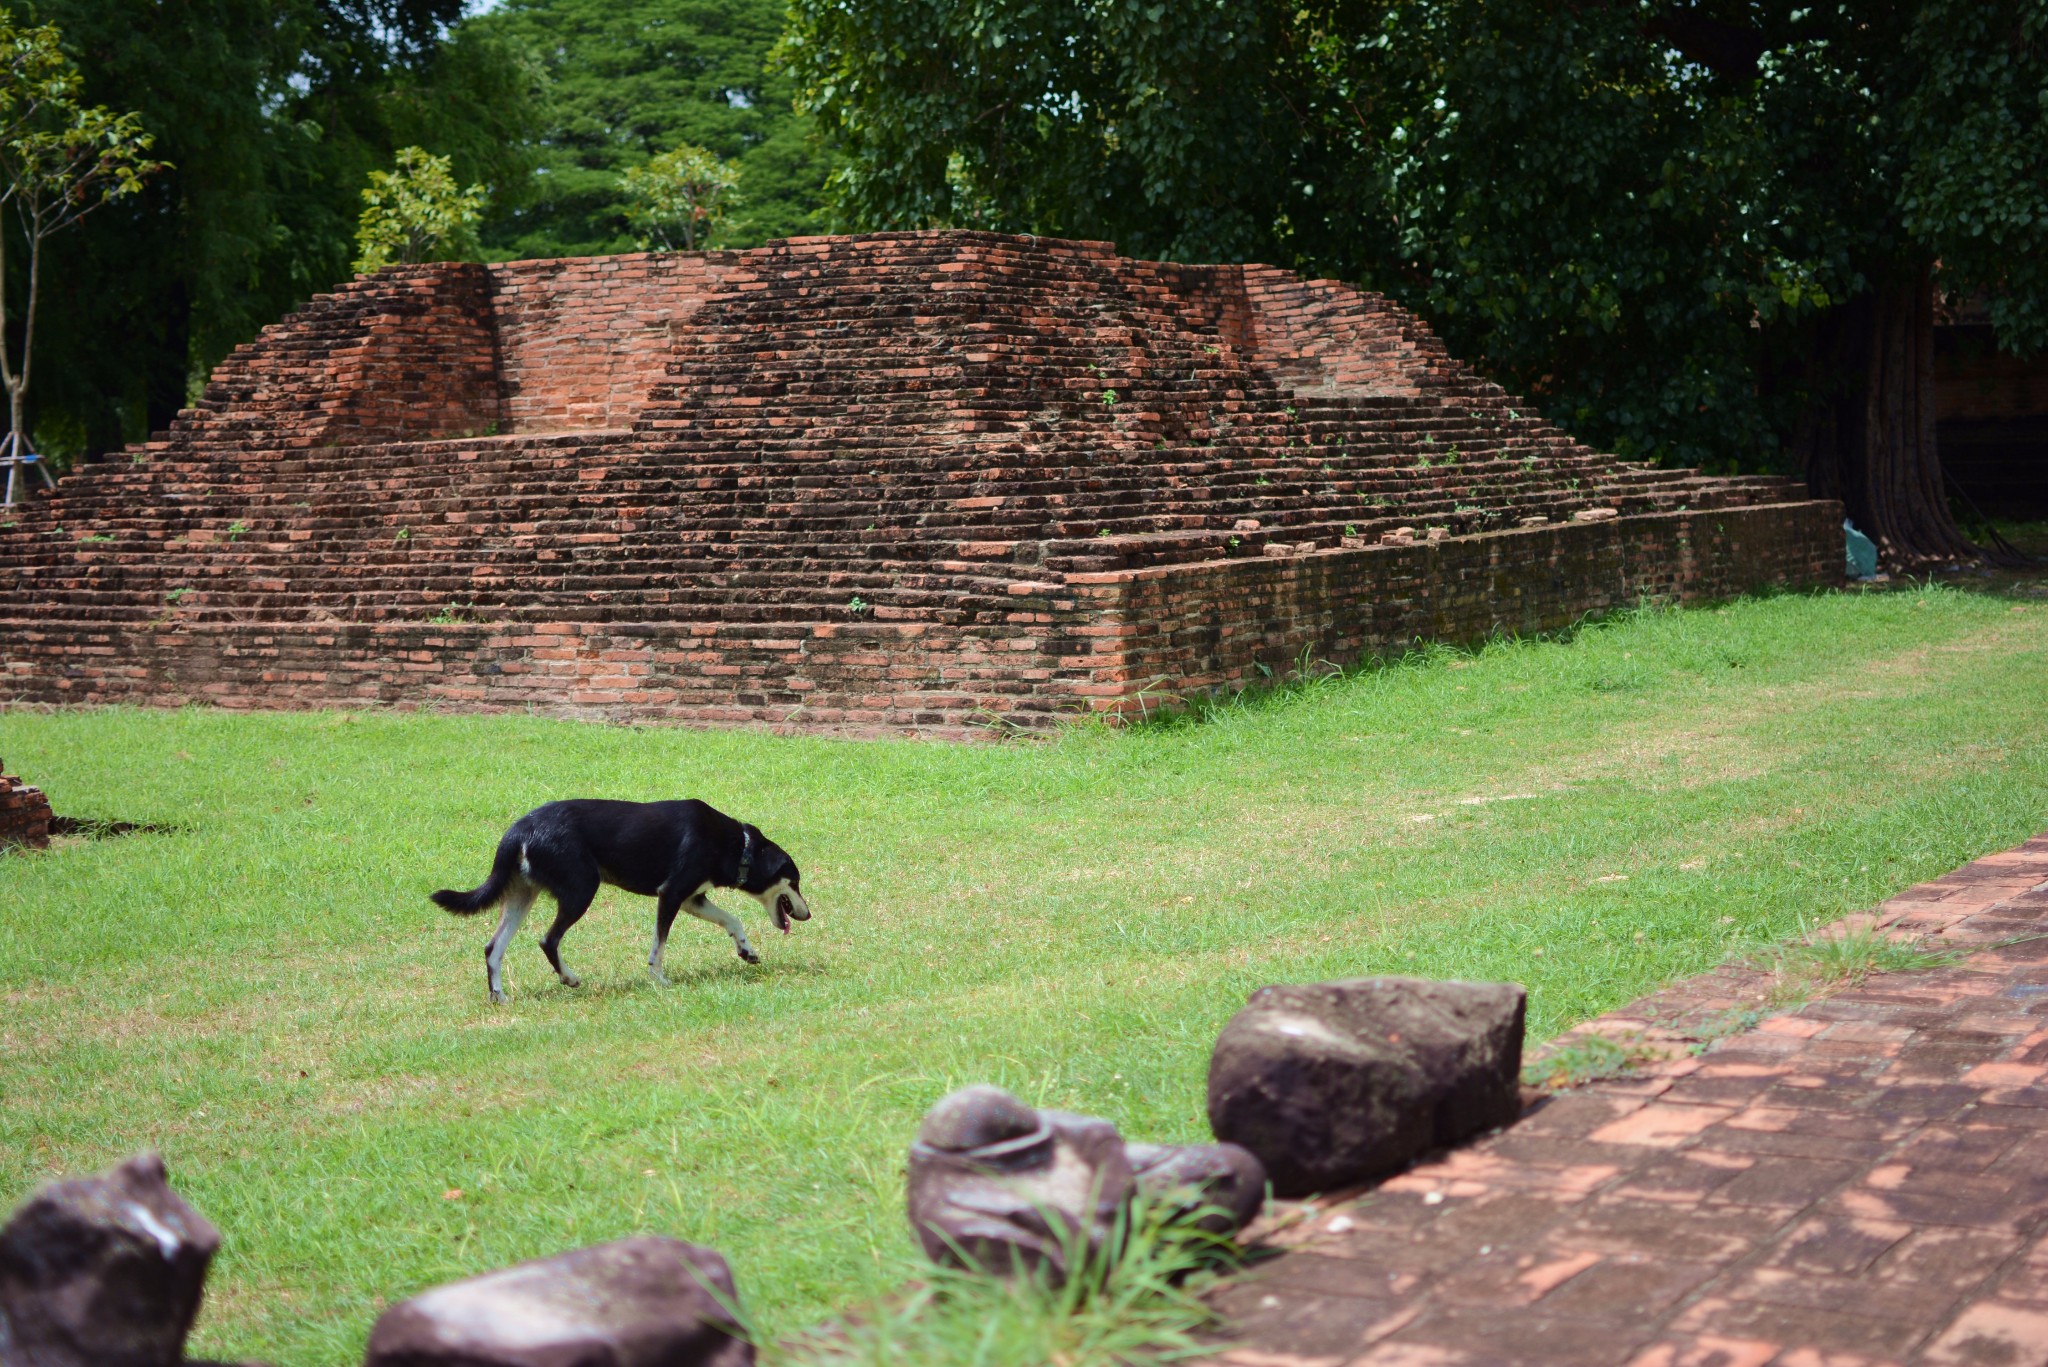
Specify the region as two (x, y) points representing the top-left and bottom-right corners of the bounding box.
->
(0, 232), (1842, 734)
(1208, 834), (2048, 1367)
(0, 767), (51, 850)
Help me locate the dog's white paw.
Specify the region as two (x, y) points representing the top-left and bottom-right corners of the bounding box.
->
(738, 944), (761, 965)
(559, 971), (582, 988)
(489, 988), (508, 1005)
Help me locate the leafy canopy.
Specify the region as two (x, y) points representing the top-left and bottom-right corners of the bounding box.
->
(0, 9), (163, 437)
(22, 0), (543, 457)
(462, 0), (835, 258)
(0, 14), (162, 234)
(620, 143), (742, 249)
(783, 0), (2048, 473)
(353, 146), (487, 272)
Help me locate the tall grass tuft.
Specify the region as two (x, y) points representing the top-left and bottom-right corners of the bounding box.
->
(772, 1197), (1239, 1367)
(1752, 920), (1970, 1004)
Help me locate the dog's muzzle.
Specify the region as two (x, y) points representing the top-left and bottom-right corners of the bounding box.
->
(774, 891), (811, 933)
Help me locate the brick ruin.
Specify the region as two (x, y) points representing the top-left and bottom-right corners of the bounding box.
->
(0, 766), (52, 850)
(0, 231), (1841, 735)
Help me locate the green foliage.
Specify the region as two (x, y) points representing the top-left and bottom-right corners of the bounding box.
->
(0, 17), (163, 210)
(0, 9), (163, 441)
(353, 147), (487, 273)
(1522, 1033), (1642, 1089)
(1897, 1), (2048, 355)
(621, 142), (743, 249)
(464, 0), (836, 258)
(784, 0), (2048, 472)
(22, 0), (543, 457)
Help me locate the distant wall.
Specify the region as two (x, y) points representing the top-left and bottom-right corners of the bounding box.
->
(158, 254), (744, 452)
(1144, 264), (1490, 400)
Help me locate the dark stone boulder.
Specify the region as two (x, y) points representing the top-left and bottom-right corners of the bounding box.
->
(1125, 1141), (1267, 1235)
(1206, 977), (1526, 1196)
(362, 1236), (751, 1367)
(906, 1086), (1134, 1283)
(0, 1151), (221, 1367)
(906, 1086), (1267, 1281)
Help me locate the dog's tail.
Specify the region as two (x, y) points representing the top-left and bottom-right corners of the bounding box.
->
(430, 837), (519, 916)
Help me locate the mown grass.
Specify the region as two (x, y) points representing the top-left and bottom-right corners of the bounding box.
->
(4, 583), (2048, 1365)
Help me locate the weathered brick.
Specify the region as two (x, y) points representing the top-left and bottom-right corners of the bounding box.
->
(0, 232), (1839, 735)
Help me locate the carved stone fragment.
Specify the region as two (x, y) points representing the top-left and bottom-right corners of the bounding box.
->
(906, 1087), (1133, 1282)
(907, 1085), (1265, 1280)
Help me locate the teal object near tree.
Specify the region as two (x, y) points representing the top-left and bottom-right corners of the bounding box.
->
(1845, 521), (1879, 578)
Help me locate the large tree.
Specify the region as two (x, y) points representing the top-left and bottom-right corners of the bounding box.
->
(21, 0), (541, 458)
(784, 0), (2048, 567)
(0, 11), (161, 487)
(463, 0), (837, 258)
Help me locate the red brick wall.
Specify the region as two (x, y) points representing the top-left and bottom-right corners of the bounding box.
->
(169, 265), (502, 450)
(491, 253), (739, 432)
(0, 501), (1839, 734)
(1071, 501), (1845, 715)
(1229, 266), (1486, 399)
(0, 770), (51, 850)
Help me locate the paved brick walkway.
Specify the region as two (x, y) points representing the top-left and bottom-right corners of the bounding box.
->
(1211, 833), (2048, 1367)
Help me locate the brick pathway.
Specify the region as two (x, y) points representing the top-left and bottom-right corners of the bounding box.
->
(1210, 833), (2048, 1367)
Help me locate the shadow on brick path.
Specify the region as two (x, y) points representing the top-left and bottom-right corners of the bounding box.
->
(1206, 833), (2048, 1367)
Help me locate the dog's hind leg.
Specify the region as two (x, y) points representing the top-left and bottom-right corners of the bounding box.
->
(649, 886), (687, 986)
(484, 881), (536, 1005)
(538, 866), (599, 988)
(686, 895), (760, 965)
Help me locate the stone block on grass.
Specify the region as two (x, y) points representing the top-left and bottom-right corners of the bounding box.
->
(906, 1085), (1266, 1282)
(0, 1151), (221, 1367)
(1125, 1141), (1268, 1235)
(362, 1236), (750, 1367)
(907, 1086), (1135, 1283)
(1206, 977), (1526, 1196)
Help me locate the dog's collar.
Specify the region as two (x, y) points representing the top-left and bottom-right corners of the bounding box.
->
(736, 824), (755, 887)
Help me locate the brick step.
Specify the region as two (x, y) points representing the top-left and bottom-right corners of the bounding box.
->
(3, 486), (1763, 573)
(37, 443), (1742, 509)
(23, 579), (1022, 626)
(62, 423), (1633, 473)
(19, 479), (1729, 537)
(3, 490), (1797, 607)
(4, 479), (1789, 569)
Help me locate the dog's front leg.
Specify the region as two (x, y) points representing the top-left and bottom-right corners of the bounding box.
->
(687, 896), (760, 965)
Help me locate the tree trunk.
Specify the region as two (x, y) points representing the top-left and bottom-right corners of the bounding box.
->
(1801, 265), (1999, 569)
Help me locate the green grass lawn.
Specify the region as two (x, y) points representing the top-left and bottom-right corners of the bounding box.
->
(4, 583), (2048, 1365)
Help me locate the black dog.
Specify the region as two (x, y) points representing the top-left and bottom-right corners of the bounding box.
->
(431, 799), (810, 1003)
